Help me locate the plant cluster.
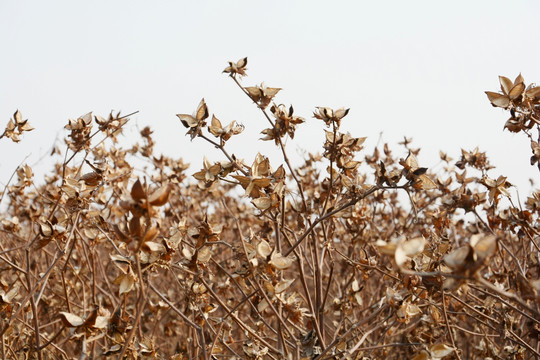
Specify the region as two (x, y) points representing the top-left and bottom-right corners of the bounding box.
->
(0, 60), (539, 359)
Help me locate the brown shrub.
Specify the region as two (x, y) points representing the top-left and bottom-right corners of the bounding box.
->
(0, 61), (539, 359)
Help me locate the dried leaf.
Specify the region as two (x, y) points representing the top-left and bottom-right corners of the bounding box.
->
(430, 343), (455, 358)
(197, 246), (213, 263)
(177, 114), (198, 128)
(499, 75), (513, 95)
(148, 185), (170, 206)
(93, 315), (109, 329)
(209, 115), (223, 138)
(395, 237), (426, 267)
(14, 109), (22, 123)
(143, 225), (159, 244)
(131, 179), (146, 201)
(269, 251), (294, 270)
(525, 86), (540, 100)
(195, 98), (209, 121)
(257, 240), (272, 258)
(470, 234), (497, 261)
(443, 245), (471, 270)
(103, 345), (122, 356)
(485, 91), (510, 108)
(508, 82), (525, 100)
(0, 284), (19, 304)
(274, 279), (294, 293)
(39, 221), (53, 237)
(351, 279), (361, 292)
(142, 241), (165, 254)
(166, 230), (183, 250)
(114, 271), (136, 295)
(182, 245), (193, 260)
(80, 171), (102, 186)
(252, 197), (272, 210)
(59, 312), (84, 327)
(375, 239), (398, 256)
(397, 301), (422, 319)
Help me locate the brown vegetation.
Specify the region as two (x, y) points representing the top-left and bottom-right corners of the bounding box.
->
(0, 60), (539, 359)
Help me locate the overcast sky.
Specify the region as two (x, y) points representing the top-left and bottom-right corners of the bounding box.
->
(1, 0), (539, 196)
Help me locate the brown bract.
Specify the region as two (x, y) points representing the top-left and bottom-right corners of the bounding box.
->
(244, 83), (281, 109)
(260, 104), (304, 144)
(176, 98), (209, 139)
(313, 106), (350, 127)
(485, 74), (526, 109)
(399, 152), (437, 190)
(232, 153), (273, 198)
(481, 175), (512, 205)
(2, 110), (34, 143)
(208, 115), (244, 141)
(65, 112), (93, 150)
(223, 57), (248, 77)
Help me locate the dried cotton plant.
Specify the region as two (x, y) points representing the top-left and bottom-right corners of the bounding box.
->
(0, 60), (538, 359)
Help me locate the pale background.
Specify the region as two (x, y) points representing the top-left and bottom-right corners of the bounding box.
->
(1, 1), (539, 197)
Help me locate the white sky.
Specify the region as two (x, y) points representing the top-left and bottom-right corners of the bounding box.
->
(1, 1), (539, 196)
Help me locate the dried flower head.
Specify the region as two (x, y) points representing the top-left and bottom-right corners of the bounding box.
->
(313, 106), (350, 127)
(223, 57), (248, 77)
(244, 83), (281, 109)
(2, 110), (34, 143)
(177, 98), (209, 139)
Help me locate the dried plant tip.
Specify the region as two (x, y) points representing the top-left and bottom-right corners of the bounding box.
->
(208, 115), (244, 141)
(65, 112), (93, 150)
(223, 57), (248, 76)
(481, 175), (511, 205)
(261, 104), (305, 144)
(193, 157), (222, 184)
(485, 74), (526, 109)
(244, 83), (281, 109)
(400, 152), (437, 190)
(3, 110), (34, 143)
(177, 98), (209, 139)
(313, 106), (350, 127)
